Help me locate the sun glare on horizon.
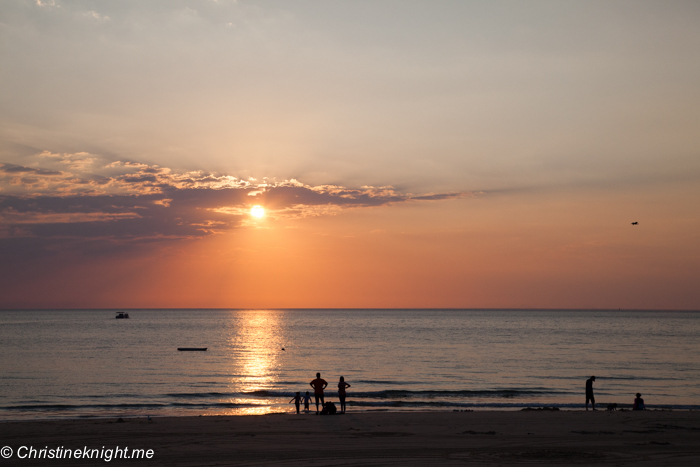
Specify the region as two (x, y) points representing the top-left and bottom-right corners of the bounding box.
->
(250, 205), (265, 218)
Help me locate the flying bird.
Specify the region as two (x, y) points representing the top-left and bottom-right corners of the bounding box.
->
(631, 222), (638, 225)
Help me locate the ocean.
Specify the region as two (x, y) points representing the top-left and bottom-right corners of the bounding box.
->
(1, 309), (698, 420)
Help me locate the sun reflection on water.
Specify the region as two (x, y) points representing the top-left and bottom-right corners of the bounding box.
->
(214, 406), (283, 416)
(221, 310), (286, 412)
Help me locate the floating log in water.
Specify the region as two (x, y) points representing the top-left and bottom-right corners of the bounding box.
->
(177, 347), (207, 351)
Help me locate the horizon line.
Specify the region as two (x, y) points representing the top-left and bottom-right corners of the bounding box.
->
(1, 307), (698, 312)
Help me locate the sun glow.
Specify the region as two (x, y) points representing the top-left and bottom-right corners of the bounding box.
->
(250, 205), (265, 218)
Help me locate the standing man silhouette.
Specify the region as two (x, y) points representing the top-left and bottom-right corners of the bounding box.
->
(585, 376), (596, 410)
(310, 372), (328, 414)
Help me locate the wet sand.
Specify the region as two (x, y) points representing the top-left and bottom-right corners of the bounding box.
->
(2, 410), (699, 466)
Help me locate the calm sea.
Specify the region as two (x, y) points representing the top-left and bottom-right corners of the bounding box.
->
(1, 309), (699, 420)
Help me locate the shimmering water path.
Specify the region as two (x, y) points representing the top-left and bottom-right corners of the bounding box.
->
(1, 309), (698, 419)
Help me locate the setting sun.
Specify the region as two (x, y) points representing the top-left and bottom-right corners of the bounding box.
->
(250, 205), (265, 218)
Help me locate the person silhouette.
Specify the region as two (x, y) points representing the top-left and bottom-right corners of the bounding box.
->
(302, 391), (312, 412)
(585, 376), (596, 410)
(337, 376), (351, 414)
(289, 392), (301, 414)
(309, 373), (328, 414)
(633, 393), (645, 410)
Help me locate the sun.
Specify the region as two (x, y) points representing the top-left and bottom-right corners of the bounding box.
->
(250, 205), (265, 218)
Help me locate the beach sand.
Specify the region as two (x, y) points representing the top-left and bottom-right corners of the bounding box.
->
(2, 410), (699, 466)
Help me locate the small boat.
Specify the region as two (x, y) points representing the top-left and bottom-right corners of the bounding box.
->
(177, 347), (207, 351)
(115, 312), (130, 319)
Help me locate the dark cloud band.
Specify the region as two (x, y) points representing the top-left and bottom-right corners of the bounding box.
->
(1, 153), (473, 252)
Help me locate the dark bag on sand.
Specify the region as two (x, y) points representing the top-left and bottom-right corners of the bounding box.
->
(320, 402), (337, 415)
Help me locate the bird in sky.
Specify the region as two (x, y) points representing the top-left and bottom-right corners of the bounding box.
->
(631, 222), (638, 225)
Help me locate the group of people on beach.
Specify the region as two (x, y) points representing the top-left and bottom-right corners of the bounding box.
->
(291, 374), (648, 414)
(290, 373), (350, 415)
(585, 376), (646, 411)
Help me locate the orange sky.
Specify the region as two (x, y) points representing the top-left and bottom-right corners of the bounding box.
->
(1, 1), (699, 309)
(3, 181), (697, 309)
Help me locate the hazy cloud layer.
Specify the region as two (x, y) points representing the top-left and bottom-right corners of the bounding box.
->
(0, 152), (472, 256)
(3, 1), (699, 192)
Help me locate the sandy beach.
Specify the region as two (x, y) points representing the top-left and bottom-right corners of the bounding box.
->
(2, 410), (699, 466)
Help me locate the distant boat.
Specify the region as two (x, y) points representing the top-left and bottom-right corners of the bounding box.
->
(115, 312), (130, 319)
(177, 347), (207, 351)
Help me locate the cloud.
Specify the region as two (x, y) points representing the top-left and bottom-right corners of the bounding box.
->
(83, 10), (110, 22)
(0, 152), (474, 256)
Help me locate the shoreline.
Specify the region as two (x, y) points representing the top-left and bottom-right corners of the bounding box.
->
(3, 407), (691, 421)
(2, 410), (699, 466)
(2, 406), (697, 425)
(1, 406), (694, 423)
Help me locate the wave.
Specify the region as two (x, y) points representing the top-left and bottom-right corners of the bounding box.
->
(27, 388), (575, 403)
(163, 388), (574, 399)
(9, 388), (696, 417)
(349, 401), (582, 408)
(543, 375), (685, 382)
(166, 392), (236, 398)
(1, 402), (262, 411)
(597, 376), (686, 381)
(351, 389), (572, 399)
(354, 380), (423, 385)
(5, 401), (699, 413)
(349, 401), (700, 410)
(347, 400), (700, 410)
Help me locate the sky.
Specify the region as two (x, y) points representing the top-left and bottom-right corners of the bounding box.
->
(1, 0), (699, 309)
